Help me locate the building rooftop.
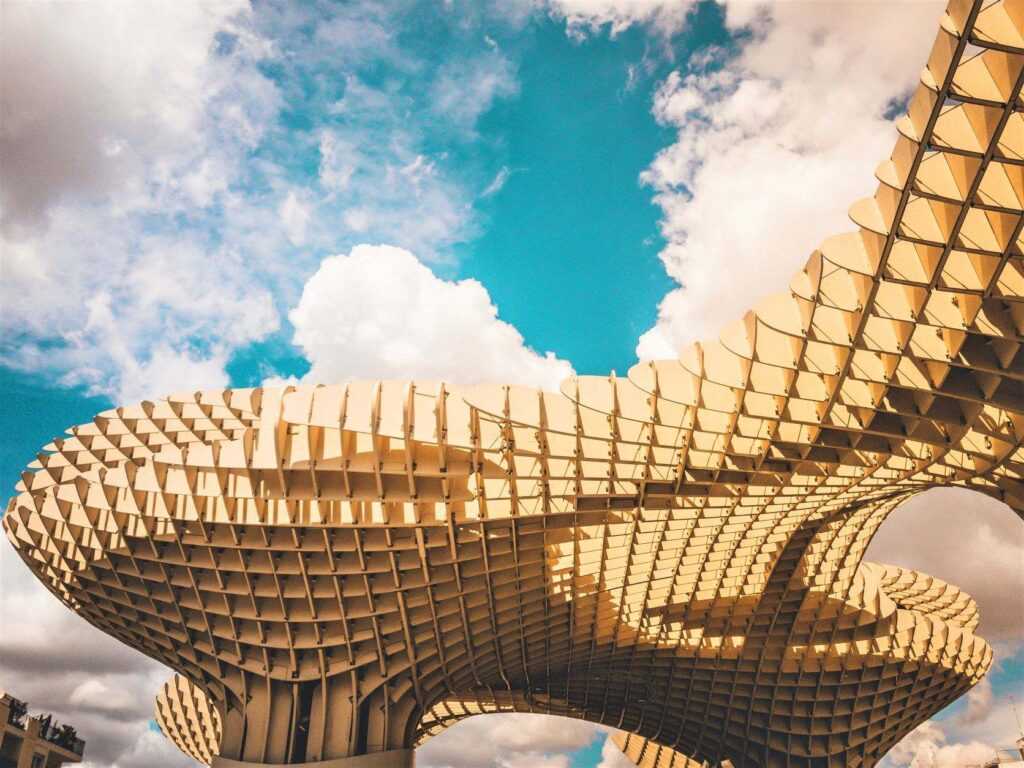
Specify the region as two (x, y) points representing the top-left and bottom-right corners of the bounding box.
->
(0, 692), (85, 763)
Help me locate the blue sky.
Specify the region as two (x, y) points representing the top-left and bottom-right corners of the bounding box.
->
(1, 1), (1022, 767)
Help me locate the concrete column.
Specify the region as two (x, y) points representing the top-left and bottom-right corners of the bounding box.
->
(16, 718), (42, 768)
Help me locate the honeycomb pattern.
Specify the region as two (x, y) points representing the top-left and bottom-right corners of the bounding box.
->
(156, 674), (223, 765)
(151, 564), (989, 767)
(4, 1), (1021, 766)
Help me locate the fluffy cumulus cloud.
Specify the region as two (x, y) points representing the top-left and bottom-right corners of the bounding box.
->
(0, 1), (267, 235)
(882, 720), (995, 768)
(288, 245), (573, 390)
(0, 0), (520, 404)
(636, 0), (945, 358)
(0, 0), (281, 403)
(865, 488), (1024, 653)
(418, 712), (599, 768)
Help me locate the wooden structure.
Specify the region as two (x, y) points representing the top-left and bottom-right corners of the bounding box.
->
(4, 0), (1023, 765)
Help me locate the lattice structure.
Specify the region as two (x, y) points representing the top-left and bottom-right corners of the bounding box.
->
(154, 673), (713, 766)
(151, 562), (989, 767)
(156, 675), (223, 765)
(613, 730), (713, 768)
(4, 1), (1022, 766)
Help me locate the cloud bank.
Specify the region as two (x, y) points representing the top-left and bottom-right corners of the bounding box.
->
(635, 0), (944, 358)
(0, 0), (520, 404)
(288, 245), (572, 390)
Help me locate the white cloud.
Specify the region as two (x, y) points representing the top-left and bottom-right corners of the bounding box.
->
(500, 755), (571, 768)
(597, 735), (637, 768)
(636, 1), (943, 358)
(430, 52), (519, 130)
(2, 224), (278, 403)
(179, 156), (232, 209)
(279, 190), (313, 246)
(311, 74), (479, 259)
(878, 676), (1014, 768)
(0, 0), (275, 235)
(883, 720), (996, 768)
(482, 166), (512, 198)
(105, 727), (199, 768)
(69, 679), (140, 716)
(418, 713), (599, 768)
(288, 244), (573, 390)
(1, 1), (496, 401)
(400, 155), (440, 189)
(310, 5), (399, 66)
(319, 130), (359, 193)
(545, 0), (697, 38)
(960, 677), (994, 726)
(865, 488), (1024, 652)
(113, 345), (233, 405)
(343, 207), (373, 232)
(0, 0), (281, 402)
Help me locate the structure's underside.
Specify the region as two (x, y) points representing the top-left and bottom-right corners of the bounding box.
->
(5, 1), (1023, 766)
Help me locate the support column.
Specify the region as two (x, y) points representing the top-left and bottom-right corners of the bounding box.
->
(216, 674), (420, 765)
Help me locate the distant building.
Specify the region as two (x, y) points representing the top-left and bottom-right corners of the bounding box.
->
(971, 740), (1024, 768)
(983, 745), (1024, 768)
(0, 692), (84, 768)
